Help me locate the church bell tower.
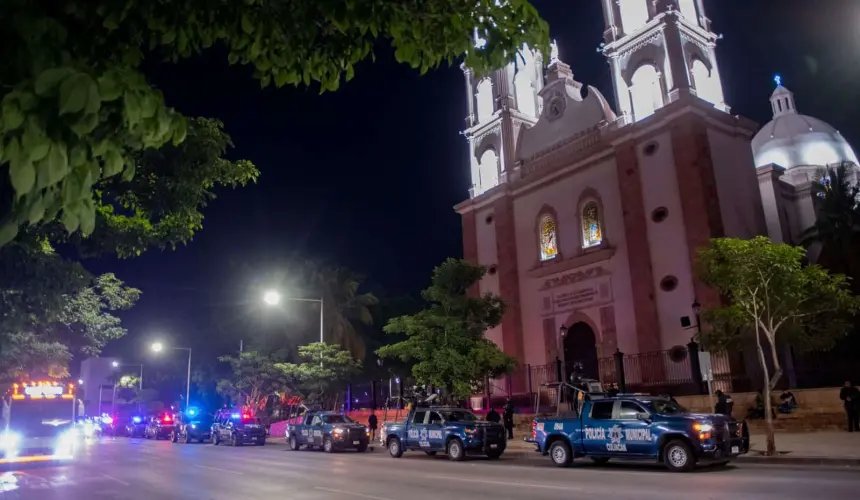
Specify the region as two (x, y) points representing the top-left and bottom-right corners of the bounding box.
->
(601, 0), (727, 124)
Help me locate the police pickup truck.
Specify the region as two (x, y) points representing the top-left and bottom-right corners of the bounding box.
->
(529, 394), (749, 472)
(285, 411), (370, 453)
(383, 405), (506, 461)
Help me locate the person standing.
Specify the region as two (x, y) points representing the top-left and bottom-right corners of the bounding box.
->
(714, 390), (734, 416)
(840, 381), (860, 432)
(486, 407), (501, 423)
(503, 399), (515, 440)
(367, 410), (378, 441)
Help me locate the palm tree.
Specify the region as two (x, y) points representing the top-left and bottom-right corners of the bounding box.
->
(802, 162), (860, 291)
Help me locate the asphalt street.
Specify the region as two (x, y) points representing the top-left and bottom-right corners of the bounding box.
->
(1, 437), (858, 499)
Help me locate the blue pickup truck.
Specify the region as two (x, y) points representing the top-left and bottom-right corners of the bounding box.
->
(383, 405), (506, 461)
(285, 411), (370, 453)
(529, 394), (749, 472)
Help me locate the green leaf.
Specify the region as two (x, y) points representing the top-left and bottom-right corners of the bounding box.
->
(26, 193), (45, 224)
(0, 221), (18, 246)
(121, 160), (136, 182)
(35, 68), (75, 97)
(9, 155), (36, 195)
(47, 143), (69, 185)
(22, 120), (50, 162)
(58, 73), (93, 115)
(69, 144), (87, 167)
(98, 71), (123, 101)
(2, 98), (24, 130)
(124, 92), (142, 124)
(103, 149), (124, 177)
(70, 113), (99, 136)
(79, 197), (96, 235)
(84, 79), (102, 115)
(171, 116), (188, 145)
(241, 14), (254, 35)
(61, 208), (80, 234)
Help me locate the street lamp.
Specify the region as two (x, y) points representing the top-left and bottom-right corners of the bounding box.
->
(111, 361), (119, 368)
(151, 342), (192, 411)
(77, 379), (83, 385)
(262, 290), (324, 364)
(263, 289), (281, 306)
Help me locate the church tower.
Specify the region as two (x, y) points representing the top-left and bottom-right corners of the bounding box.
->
(462, 43), (544, 198)
(601, 0), (727, 124)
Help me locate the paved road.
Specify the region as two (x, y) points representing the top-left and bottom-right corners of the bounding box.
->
(1, 437), (858, 499)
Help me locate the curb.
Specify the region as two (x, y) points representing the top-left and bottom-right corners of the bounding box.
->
(503, 447), (860, 467)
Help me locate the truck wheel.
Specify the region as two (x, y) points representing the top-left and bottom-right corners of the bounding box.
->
(231, 434), (241, 447)
(663, 440), (694, 472)
(590, 457), (610, 465)
(288, 435), (299, 451)
(213, 433), (220, 446)
(486, 450), (502, 460)
(185, 433), (192, 444)
(357, 443), (368, 453)
(424, 451), (437, 456)
(549, 440), (573, 467)
(171, 432), (178, 443)
(447, 439), (465, 462)
(388, 437), (403, 458)
(323, 437), (334, 453)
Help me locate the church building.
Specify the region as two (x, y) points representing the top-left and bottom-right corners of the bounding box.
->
(454, 0), (857, 390)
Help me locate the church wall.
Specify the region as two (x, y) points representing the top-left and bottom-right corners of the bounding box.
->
(511, 156), (638, 367)
(707, 128), (767, 239)
(636, 131), (697, 350)
(475, 206), (503, 349)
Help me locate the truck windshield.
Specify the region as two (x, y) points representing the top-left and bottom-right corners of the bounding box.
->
(322, 415), (353, 424)
(648, 399), (688, 415)
(439, 410), (478, 422)
(7, 399), (73, 437)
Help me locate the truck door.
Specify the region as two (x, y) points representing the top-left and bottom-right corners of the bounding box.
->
(426, 411), (445, 450)
(406, 410), (427, 448)
(309, 414), (324, 447)
(582, 400), (614, 455)
(296, 414), (311, 445)
(615, 401), (655, 457)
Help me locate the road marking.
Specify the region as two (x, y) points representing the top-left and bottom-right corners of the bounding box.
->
(425, 474), (582, 491)
(100, 473), (131, 487)
(193, 465), (244, 475)
(314, 487), (394, 500)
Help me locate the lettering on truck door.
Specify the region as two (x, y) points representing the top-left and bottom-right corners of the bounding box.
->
(616, 401), (654, 457)
(426, 411), (445, 449)
(407, 410), (427, 448)
(583, 400), (614, 455)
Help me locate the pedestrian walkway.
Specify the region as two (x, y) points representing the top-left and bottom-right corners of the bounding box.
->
(503, 431), (860, 466)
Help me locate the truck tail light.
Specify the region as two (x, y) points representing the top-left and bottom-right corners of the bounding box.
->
(531, 420), (537, 440)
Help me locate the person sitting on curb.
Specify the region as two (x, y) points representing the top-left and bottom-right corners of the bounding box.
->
(778, 390), (798, 414)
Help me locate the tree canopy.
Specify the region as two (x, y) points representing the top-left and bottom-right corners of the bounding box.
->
(697, 236), (859, 455)
(1, 0), (548, 243)
(377, 258), (515, 400)
(275, 342), (361, 408)
(216, 351), (290, 411)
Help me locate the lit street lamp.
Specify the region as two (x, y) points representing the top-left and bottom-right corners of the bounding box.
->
(111, 361), (119, 368)
(262, 289), (324, 365)
(151, 342), (192, 411)
(263, 289), (281, 306)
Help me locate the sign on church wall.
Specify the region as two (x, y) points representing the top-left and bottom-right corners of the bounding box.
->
(540, 269), (612, 315)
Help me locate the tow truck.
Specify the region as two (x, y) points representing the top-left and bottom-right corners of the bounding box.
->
(528, 383), (749, 472)
(1, 381), (81, 464)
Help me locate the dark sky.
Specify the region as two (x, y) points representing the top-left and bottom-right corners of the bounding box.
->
(89, 0), (860, 367)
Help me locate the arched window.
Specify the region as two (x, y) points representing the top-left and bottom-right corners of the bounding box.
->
(581, 201), (603, 249)
(476, 79), (494, 123)
(477, 149), (499, 194)
(691, 59), (724, 107)
(539, 215), (558, 261)
(630, 64), (664, 121)
(619, 0), (650, 34)
(677, 0), (699, 24)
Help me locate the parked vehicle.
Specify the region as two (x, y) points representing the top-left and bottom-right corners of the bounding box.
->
(144, 413), (176, 440)
(529, 391), (749, 472)
(383, 405), (506, 461)
(285, 411), (369, 453)
(124, 416), (146, 438)
(172, 411), (212, 444)
(211, 410), (266, 447)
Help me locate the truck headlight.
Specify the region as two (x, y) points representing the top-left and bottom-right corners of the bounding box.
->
(693, 422), (713, 440)
(464, 428), (477, 437)
(0, 432), (21, 451)
(333, 428), (344, 437)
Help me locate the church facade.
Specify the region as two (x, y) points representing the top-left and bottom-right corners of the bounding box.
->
(454, 0), (857, 389)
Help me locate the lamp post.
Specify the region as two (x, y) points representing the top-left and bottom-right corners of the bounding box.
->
(152, 342), (192, 411)
(691, 299), (702, 338)
(558, 324), (568, 383)
(263, 289), (324, 365)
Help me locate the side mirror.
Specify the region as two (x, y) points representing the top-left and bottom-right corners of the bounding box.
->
(636, 412), (652, 421)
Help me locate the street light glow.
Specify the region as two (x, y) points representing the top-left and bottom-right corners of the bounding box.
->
(151, 342), (164, 352)
(111, 361), (119, 368)
(78, 379), (84, 385)
(263, 289), (281, 306)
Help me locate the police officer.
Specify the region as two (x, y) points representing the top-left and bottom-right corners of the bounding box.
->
(715, 390), (734, 416)
(486, 406), (501, 423)
(503, 399), (515, 440)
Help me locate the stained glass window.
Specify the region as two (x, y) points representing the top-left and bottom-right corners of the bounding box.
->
(539, 215), (558, 261)
(582, 202), (603, 248)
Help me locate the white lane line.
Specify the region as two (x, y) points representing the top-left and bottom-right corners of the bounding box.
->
(100, 473), (131, 487)
(193, 465), (244, 475)
(314, 487), (394, 500)
(425, 474), (582, 491)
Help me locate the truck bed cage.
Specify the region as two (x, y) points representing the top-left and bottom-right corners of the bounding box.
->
(540, 381), (609, 417)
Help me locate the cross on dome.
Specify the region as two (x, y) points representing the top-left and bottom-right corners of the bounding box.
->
(774, 74), (782, 87)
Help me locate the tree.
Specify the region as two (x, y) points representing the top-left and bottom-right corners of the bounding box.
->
(697, 236), (860, 455)
(803, 162), (860, 292)
(0, 0), (548, 243)
(376, 258), (516, 401)
(216, 351), (290, 413)
(275, 342), (361, 409)
(0, 238), (140, 380)
(311, 264), (378, 361)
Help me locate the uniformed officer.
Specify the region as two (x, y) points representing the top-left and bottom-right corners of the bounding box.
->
(503, 399), (515, 440)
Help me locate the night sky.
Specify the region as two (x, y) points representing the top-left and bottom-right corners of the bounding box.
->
(88, 0), (860, 369)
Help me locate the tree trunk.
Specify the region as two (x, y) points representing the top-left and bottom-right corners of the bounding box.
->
(756, 326), (777, 456)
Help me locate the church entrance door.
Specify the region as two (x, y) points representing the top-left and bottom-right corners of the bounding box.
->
(563, 322), (599, 382)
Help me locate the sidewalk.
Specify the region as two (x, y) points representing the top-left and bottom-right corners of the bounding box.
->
(503, 431), (860, 466)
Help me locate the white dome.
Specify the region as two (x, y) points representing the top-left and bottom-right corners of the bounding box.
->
(752, 85), (858, 169)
